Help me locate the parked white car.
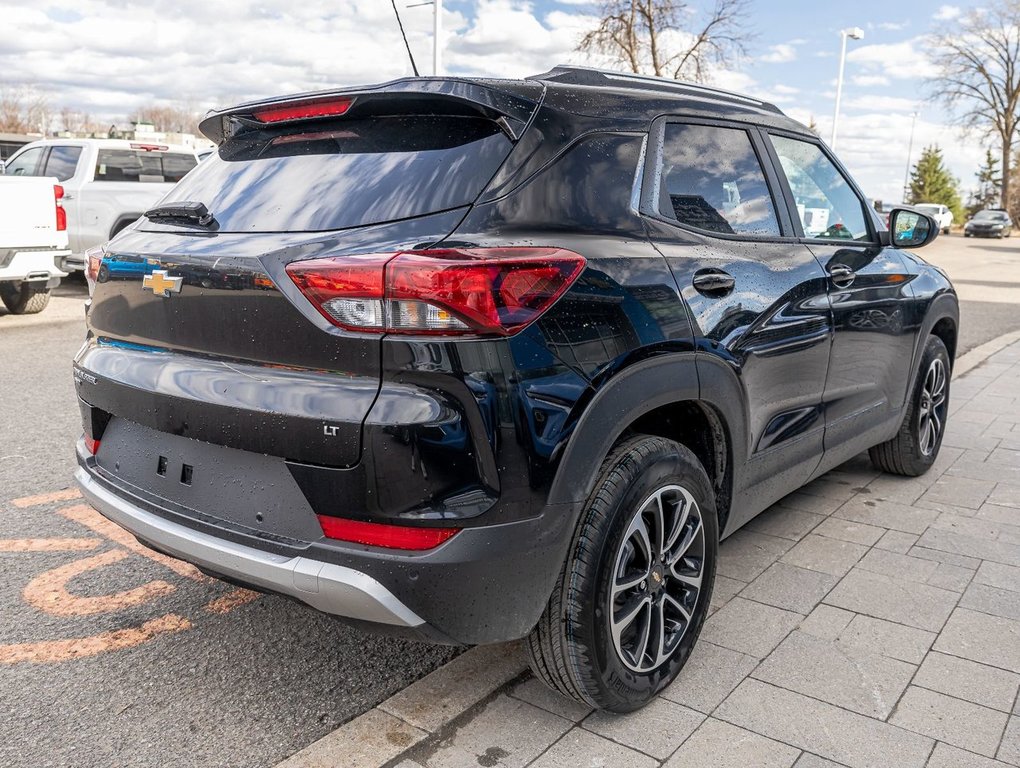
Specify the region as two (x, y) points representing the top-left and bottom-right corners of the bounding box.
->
(913, 203), (954, 235)
(0, 176), (70, 314)
(1, 139), (199, 270)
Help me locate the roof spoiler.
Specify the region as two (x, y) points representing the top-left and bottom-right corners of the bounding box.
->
(199, 77), (544, 145)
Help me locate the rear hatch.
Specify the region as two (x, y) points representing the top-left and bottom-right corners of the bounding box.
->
(78, 78), (543, 468)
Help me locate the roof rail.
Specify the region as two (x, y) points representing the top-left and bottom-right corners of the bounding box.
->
(528, 65), (782, 114)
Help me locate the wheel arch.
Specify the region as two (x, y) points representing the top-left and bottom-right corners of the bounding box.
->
(109, 215), (141, 239)
(547, 353), (745, 535)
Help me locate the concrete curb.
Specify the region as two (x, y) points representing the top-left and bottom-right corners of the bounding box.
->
(953, 329), (1020, 377)
(274, 641), (527, 768)
(273, 329), (1020, 768)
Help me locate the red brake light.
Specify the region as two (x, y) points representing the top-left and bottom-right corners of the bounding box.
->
(84, 436), (100, 456)
(129, 143), (169, 151)
(286, 248), (586, 337)
(253, 98), (354, 124)
(54, 185), (66, 231)
(316, 515), (459, 550)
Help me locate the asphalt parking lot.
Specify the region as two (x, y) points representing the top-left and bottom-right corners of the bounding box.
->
(2, 235), (1019, 768)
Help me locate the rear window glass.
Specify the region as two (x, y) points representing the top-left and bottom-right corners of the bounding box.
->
(156, 115), (513, 232)
(658, 123), (780, 237)
(95, 150), (197, 183)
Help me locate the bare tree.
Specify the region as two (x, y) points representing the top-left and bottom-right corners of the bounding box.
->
(131, 103), (203, 134)
(0, 85), (50, 134)
(577, 0), (751, 82)
(929, 1), (1020, 209)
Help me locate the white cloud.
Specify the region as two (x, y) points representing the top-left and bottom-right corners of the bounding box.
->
(852, 74), (891, 87)
(846, 38), (935, 80)
(934, 5), (962, 21)
(760, 43), (796, 64)
(876, 21), (908, 31)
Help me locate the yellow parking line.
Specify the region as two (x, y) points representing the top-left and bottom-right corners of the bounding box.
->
(58, 504), (208, 583)
(22, 549), (176, 617)
(0, 614), (192, 664)
(205, 588), (260, 614)
(0, 538), (102, 552)
(11, 489), (83, 508)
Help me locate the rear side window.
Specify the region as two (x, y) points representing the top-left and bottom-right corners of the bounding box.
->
(770, 135), (870, 241)
(157, 115), (513, 232)
(658, 123), (780, 237)
(95, 150), (197, 183)
(44, 146), (82, 181)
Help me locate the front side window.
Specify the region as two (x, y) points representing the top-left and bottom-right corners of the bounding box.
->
(44, 145), (83, 181)
(771, 135), (870, 241)
(5, 147), (45, 176)
(658, 123), (780, 237)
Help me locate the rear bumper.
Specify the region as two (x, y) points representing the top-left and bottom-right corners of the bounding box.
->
(0, 249), (69, 282)
(75, 443), (577, 645)
(75, 465), (425, 628)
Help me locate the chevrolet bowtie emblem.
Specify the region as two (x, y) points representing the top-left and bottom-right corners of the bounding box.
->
(142, 269), (183, 297)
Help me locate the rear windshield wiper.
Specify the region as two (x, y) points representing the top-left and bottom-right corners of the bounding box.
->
(144, 201), (215, 227)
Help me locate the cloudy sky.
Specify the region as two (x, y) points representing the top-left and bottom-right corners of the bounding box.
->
(0, 0), (993, 203)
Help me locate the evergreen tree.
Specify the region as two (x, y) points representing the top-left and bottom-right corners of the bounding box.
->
(908, 145), (964, 222)
(968, 148), (1001, 216)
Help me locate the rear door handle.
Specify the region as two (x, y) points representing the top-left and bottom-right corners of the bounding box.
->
(692, 269), (735, 296)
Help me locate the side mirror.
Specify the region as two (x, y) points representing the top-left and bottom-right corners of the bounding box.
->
(890, 208), (937, 248)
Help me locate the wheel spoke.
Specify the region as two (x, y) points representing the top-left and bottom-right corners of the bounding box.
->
(670, 565), (703, 591)
(663, 591), (692, 625)
(650, 494), (666, 559)
(652, 597), (668, 665)
(920, 418), (933, 455)
(668, 515), (703, 566)
(613, 594), (651, 638)
(613, 568), (647, 597)
(663, 492), (689, 554)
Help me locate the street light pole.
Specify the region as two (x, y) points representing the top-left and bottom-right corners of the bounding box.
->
(831, 26), (864, 150)
(433, 0), (442, 76)
(903, 111), (919, 203)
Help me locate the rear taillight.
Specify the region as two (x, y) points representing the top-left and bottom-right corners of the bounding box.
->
(54, 185), (66, 231)
(287, 248), (585, 337)
(84, 436), (100, 456)
(84, 245), (105, 296)
(317, 515), (459, 550)
(253, 97), (354, 124)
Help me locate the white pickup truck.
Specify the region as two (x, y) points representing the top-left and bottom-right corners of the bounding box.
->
(0, 176), (70, 314)
(1, 139), (199, 270)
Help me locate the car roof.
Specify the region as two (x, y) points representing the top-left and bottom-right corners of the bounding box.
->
(524, 66), (812, 134)
(20, 138), (197, 154)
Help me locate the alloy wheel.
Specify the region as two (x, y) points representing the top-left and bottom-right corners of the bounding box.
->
(918, 357), (948, 456)
(609, 484), (705, 673)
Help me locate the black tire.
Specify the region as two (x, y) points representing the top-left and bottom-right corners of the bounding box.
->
(527, 435), (718, 712)
(869, 335), (950, 476)
(0, 284), (50, 315)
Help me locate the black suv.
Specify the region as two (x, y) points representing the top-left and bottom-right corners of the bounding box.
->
(74, 67), (957, 712)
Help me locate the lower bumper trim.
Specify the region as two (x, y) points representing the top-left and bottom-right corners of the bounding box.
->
(74, 466), (425, 627)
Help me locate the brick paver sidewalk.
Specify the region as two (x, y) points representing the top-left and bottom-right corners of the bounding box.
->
(396, 340), (1020, 768)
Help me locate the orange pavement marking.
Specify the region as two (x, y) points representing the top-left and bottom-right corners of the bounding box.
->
(0, 614), (192, 664)
(11, 489), (82, 508)
(0, 538), (102, 552)
(204, 587), (260, 614)
(57, 504), (208, 583)
(22, 549), (176, 617)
